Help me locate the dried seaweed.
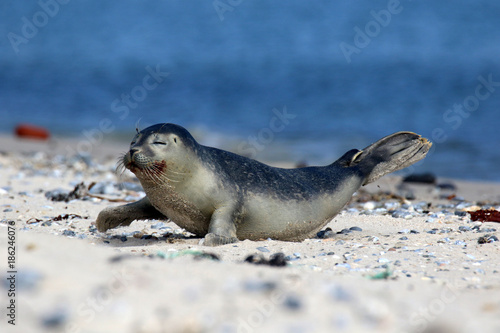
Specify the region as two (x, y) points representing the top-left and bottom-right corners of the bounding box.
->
(468, 209), (500, 223)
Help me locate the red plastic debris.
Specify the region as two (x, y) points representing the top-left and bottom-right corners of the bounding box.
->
(468, 209), (500, 223)
(15, 124), (50, 140)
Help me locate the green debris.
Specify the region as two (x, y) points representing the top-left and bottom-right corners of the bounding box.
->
(368, 267), (392, 280)
(156, 250), (219, 261)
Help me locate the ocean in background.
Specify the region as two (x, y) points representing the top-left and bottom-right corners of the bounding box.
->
(1, 1), (499, 181)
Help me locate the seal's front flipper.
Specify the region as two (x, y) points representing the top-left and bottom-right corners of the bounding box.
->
(202, 204), (239, 246)
(96, 196), (166, 232)
(341, 132), (432, 185)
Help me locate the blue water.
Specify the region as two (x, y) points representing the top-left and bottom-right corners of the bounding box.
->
(1, 1), (500, 181)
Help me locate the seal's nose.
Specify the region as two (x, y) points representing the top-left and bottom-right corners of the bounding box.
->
(129, 148), (139, 159)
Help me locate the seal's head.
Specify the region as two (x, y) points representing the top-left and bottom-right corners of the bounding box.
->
(119, 123), (198, 185)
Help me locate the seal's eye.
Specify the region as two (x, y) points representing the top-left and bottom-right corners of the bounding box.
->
(153, 141), (167, 146)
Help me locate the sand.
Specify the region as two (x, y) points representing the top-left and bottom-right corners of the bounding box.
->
(1, 135), (500, 333)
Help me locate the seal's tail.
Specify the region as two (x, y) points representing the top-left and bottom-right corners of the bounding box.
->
(338, 132), (432, 185)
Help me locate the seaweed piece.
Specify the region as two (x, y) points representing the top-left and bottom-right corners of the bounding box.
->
(244, 252), (287, 267)
(468, 209), (500, 223)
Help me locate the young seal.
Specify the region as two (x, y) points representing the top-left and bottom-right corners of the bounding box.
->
(96, 123), (431, 246)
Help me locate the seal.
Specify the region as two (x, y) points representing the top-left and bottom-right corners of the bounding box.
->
(96, 123), (431, 246)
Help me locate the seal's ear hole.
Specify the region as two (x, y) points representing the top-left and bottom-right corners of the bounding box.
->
(173, 137), (177, 143)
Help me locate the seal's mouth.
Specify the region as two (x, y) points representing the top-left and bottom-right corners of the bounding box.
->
(117, 151), (165, 175)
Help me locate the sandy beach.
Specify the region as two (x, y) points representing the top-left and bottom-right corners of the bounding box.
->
(1, 135), (500, 333)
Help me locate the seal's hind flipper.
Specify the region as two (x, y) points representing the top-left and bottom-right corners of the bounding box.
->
(350, 132), (432, 185)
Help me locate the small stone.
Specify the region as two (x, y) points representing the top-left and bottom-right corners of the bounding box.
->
(459, 226), (472, 232)
(399, 236), (408, 240)
(120, 236), (128, 242)
(374, 208), (388, 215)
(454, 240), (467, 246)
(384, 202), (400, 210)
(378, 258), (390, 263)
(62, 230), (75, 237)
(398, 229), (410, 234)
(392, 211), (413, 219)
(42, 309), (68, 328)
(437, 238), (450, 243)
(368, 236), (379, 243)
(283, 294), (302, 311)
(437, 183), (457, 190)
(478, 235), (498, 244)
(256, 246), (270, 253)
(349, 226), (362, 232)
(404, 173), (436, 184)
(339, 228), (351, 234)
(151, 222), (167, 229)
(363, 201), (376, 210)
(3, 208), (13, 212)
(335, 240), (345, 246)
(317, 227), (335, 239)
(410, 230), (420, 234)
(454, 211), (467, 217)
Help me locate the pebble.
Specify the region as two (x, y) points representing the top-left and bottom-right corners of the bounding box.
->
(384, 202), (400, 210)
(363, 201), (376, 210)
(151, 222), (167, 229)
(88, 181), (116, 195)
(283, 294), (302, 311)
(317, 227), (335, 239)
(399, 236), (408, 240)
(256, 246), (270, 253)
(392, 210), (413, 219)
(0, 188), (8, 196)
(329, 285), (353, 302)
(243, 280), (277, 292)
(454, 240), (467, 246)
(335, 240), (346, 246)
(349, 226), (362, 232)
(478, 235), (498, 244)
(339, 228), (352, 235)
(459, 226), (472, 232)
(42, 309), (69, 328)
(398, 229), (410, 234)
(62, 230), (76, 237)
(3, 269), (43, 290)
